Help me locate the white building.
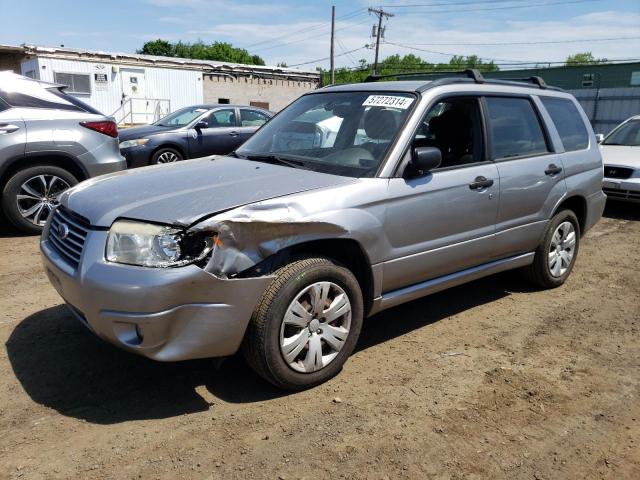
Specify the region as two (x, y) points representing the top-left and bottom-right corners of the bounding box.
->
(0, 44), (321, 125)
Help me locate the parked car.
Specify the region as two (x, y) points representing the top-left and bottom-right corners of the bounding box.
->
(41, 70), (605, 390)
(0, 72), (125, 233)
(599, 115), (640, 203)
(118, 104), (273, 167)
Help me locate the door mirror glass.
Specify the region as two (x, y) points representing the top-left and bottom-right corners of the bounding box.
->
(194, 121), (208, 130)
(595, 133), (604, 143)
(407, 146), (441, 177)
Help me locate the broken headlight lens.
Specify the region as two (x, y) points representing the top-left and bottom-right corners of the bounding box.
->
(106, 220), (213, 268)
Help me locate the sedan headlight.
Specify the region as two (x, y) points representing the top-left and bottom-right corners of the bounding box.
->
(119, 138), (150, 149)
(106, 220), (214, 268)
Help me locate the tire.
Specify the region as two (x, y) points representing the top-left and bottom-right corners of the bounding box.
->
(150, 147), (183, 165)
(2, 165), (78, 234)
(242, 257), (364, 390)
(524, 209), (580, 288)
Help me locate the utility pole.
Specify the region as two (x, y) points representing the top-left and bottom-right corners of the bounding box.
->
(368, 7), (393, 76)
(330, 5), (335, 84)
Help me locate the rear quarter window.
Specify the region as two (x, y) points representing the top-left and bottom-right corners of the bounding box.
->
(540, 97), (589, 152)
(485, 97), (549, 160)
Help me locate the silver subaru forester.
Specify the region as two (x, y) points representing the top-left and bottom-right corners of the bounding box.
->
(41, 70), (606, 390)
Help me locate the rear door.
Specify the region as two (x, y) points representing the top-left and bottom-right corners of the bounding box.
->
(187, 108), (239, 157)
(237, 108), (271, 143)
(484, 95), (567, 259)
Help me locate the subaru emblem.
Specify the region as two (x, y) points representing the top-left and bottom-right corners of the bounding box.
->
(58, 223), (70, 240)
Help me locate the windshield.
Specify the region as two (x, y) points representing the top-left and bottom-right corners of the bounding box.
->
(155, 106), (208, 127)
(603, 119), (640, 146)
(235, 91), (416, 177)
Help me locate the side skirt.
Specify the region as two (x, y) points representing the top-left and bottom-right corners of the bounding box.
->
(368, 252), (534, 315)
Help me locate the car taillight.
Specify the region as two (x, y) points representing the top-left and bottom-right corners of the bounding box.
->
(80, 120), (118, 138)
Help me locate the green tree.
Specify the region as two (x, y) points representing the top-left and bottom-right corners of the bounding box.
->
(137, 39), (265, 66)
(137, 39), (173, 57)
(565, 52), (608, 66)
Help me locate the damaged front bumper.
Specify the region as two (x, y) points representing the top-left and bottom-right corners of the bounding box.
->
(40, 228), (274, 361)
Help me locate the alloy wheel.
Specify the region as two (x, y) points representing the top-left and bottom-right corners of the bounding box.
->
(157, 151), (179, 163)
(16, 174), (70, 226)
(548, 221), (576, 277)
(279, 281), (352, 373)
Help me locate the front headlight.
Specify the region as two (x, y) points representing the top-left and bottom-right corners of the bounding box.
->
(119, 138), (150, 149)
(106, 220), (214, 268)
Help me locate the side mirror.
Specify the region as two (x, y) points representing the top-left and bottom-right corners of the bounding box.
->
(595, 133), (604, 143)
(195, 121), (208, 130)
(406, 146), (441, 177)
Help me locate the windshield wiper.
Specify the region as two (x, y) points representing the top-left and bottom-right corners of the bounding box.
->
(240, 153), (310, 170)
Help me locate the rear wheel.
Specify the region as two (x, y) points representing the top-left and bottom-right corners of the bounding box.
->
(242, 257), (363, 390)
(524, 209), (580, 288)
(151, 147), (183, 165)
(2, 165), (78, 234)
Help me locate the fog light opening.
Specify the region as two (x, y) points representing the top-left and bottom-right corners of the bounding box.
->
(135, 324), (144, 343)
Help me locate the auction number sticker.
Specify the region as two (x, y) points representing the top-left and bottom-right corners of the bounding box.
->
(362, 95), (414, 109)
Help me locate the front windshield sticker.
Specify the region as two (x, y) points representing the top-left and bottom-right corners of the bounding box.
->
(363, 95), (414, 109)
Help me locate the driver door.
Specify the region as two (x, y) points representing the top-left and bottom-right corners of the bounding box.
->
(188, 108), (239, 157)
(381, 96), (499, 292)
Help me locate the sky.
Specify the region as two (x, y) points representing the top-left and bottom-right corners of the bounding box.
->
(1, 0), (639, 71)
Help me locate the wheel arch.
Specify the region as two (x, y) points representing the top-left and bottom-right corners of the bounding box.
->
(151, 143), (186, 161)
(243, 237), (376, 316)
(0, 152), (88, 191)
(552, 195), (587, 236)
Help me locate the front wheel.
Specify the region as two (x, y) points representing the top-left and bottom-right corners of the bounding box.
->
(524, 210), (580, 288)
(242, 257), (363, 390)
(151, 147), (183, 165)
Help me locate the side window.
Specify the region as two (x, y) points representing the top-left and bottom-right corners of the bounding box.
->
(240, 109), (269, 127)
(0, 96), (10, 112)
(412, 97), (484, 169)
(540, 97), (589, 152)
(206, 109), (236, 128)
(485, 97), (549, 160)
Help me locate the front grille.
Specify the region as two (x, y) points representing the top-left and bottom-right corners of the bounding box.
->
(47, 207), (90, 269)
(604, 165), (634, 179)
(603, 188), (640, 201)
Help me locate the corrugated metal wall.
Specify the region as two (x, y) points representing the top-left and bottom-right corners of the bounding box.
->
(569, 87), (640, 135)
(22, 57), (203, 118)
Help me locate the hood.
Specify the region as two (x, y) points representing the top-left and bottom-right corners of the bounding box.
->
(599, 145), (640, 169)
(61, 156), (355, 227)
(118, 124), (177, 140)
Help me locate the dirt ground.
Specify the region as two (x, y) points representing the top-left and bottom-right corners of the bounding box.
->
(0, 202), (638, 480)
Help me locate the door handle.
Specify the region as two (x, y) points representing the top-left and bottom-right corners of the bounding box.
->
(229, 131), (239, 137)
(0, 124), (20, 134)
(469, 176), (494, 190)
(545, 163), (563, 176)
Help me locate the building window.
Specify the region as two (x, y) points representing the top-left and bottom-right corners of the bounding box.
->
(250, 101), (270, 110)
(23, 70), (36, 79)
(581, 73), (595, 88)
(631, 71), (640, 86)
(218, 98), (230, 104)
(54, 72), (91, 94)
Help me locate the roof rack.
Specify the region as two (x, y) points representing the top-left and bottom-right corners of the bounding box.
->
(364, 68), (485, 84)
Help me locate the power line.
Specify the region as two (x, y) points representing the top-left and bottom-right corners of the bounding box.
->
(379, 0), (544, 7)
(388, 36), (640, 46)
(385, 40), (523, 63)
(289, 46), (369, 68)
(378, 0), (603, 14)
(241, 8), (368, 50)
(251, 17), (371, 53)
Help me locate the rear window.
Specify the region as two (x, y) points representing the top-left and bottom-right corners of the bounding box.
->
(540, 97), (589, 151)
(485, 97), (549, 160)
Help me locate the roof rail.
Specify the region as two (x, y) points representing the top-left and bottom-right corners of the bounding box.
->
(364, 68), (485, 84)
(493, 76), (547, 89)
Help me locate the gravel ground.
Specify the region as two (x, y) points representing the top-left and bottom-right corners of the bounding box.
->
(0, 202), (638, 480)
